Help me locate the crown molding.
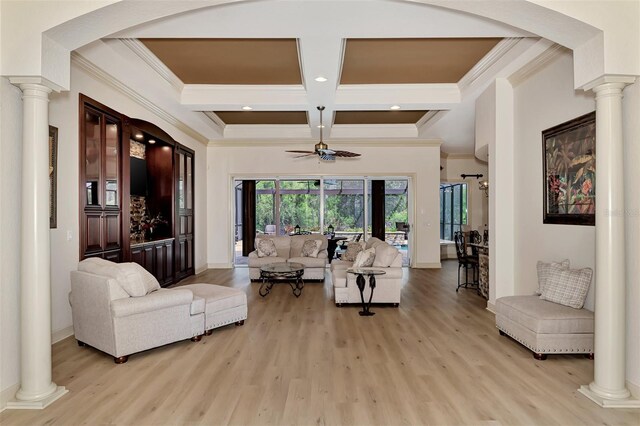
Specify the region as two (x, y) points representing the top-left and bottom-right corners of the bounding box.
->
(119, 38), (184, 93)
(508, 43), (566, 87)
(202, 111), (227, 129)
(71, 52), (209, 145)
(208, 138), (442, 148)
(458, 37), (523, 91)
(416, 110), (443, 128)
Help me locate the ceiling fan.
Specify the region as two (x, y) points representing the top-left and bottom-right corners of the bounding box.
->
(286, 106), (361, 161)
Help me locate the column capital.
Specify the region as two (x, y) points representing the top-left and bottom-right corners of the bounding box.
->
(583, 75), (636, 92)
(8, 76), (62, 93)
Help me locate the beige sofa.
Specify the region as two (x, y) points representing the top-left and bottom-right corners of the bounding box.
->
(248, 234), (328, 280)
(496, 295), (594, 360)
(70, 258), (247, 363)
(330, 237), (403, 306)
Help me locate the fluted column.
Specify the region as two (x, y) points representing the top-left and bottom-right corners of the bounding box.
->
(6, 80), (67, 409)
(579, 75), (639, 408)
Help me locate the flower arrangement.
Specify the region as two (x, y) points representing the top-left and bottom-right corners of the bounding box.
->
(140, 212), (168, 239)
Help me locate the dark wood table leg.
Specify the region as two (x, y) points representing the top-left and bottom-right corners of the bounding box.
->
(259, 275), (272, 297)
(356, 273), (376, 316)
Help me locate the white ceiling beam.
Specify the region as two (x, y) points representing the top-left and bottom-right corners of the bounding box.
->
(181, 85), (308, 110)
(334, 84), (460, 110)
(223, 124), (312, 140)
(331, 124), (419, 139)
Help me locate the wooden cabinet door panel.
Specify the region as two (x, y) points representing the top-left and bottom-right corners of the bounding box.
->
(186, 237), (193, 270)
(143, 246), (154, 273)
(84, 211), (103, 253)
(164, 241), (174, 284)
(104, 212), (121, 251)
(155, 244), (165, 282)
(104, 250), (121, 263)
(131, 246), (144, 266)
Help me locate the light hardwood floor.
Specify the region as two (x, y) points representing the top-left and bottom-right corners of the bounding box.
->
(2, 261), (639, 425)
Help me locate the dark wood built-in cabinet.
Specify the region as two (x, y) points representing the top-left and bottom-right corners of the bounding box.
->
(79, 94), (195, 286)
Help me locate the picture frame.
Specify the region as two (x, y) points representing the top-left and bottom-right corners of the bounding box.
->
(542, 111), (596, 226)
(49, 125), (58, 229)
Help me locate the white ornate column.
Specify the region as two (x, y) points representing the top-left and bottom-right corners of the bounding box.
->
(6, 79), (67, 409)
(579, 75), (639, 408)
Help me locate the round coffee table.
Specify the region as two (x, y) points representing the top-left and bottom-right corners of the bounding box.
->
(346, 268), (386, 316)
(259, 262), (305, 297)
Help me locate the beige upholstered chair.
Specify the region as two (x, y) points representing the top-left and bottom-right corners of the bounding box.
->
(70, 258), (205, 363)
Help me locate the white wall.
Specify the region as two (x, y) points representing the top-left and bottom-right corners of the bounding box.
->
(512, 51), (596, 310)
(46, 62), (208, 335)
(622, 81), (640, 395)
(0, 77), (23, 406)
(207, 144), (441, 268)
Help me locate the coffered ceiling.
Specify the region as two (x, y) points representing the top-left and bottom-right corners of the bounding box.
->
(84, 0), (544, 151)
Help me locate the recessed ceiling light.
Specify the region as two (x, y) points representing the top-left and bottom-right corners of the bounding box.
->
(242, 106), (253, 111)
(134, 133), (143, 139)
(390, 105), (401, 110)
(314, 76), (328, 82)
(148, 139), (156, 144)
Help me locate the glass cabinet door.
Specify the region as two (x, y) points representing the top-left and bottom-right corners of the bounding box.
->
(85, 110), (101, 206)
(178, 152), (185, 209)
(186, 154), (193, 209)
(105, 119), (120, 207)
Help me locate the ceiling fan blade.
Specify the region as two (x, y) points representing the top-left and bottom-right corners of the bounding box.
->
(333, 150), (361, 157)
(286, 150), (315, 154)
(293, 153), (317, 158)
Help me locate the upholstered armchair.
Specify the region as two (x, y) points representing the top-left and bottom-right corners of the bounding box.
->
(70, 258), (205, 363)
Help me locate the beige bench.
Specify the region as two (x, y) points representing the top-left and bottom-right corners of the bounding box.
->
(496, 295), (594, 360)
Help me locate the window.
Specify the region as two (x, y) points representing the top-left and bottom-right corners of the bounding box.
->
(279, 180), (320, 234)
(323, 179), (364, 235)
(440, 183), (467, 241)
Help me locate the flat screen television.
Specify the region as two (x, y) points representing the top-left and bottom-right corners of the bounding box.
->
(130, 157), (147, 197)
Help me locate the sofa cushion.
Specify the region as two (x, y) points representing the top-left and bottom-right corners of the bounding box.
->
(131, 262), (161, 294)
(290, 234), (328, 258)
(536, 259), (570, 294)
(365, 237), (385, 250)
(353, 248), (375, 267)
(342, 241), (364, 262)
(256, 239), (278, 258)
(541, 265), (592, 309)
(301, 239), (322, 257)
(288, 256), (326, 268)
(256, 235), (291, 258)
(78, 258), (148, 297)
(373, 243), (400, 267)
(330, 259), (353, 272)
(332, 269), (348, 288)
(496, 295), (594, 334)
(248, 256), (288, 267)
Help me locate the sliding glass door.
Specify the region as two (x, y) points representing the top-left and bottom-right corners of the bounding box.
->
(233, 176), (411, 266)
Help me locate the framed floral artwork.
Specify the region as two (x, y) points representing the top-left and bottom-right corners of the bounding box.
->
(49, 125), (58, 229)
(543, 111), (596, 226)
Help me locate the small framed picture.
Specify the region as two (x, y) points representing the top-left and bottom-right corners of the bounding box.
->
(542, 111), (596, 226)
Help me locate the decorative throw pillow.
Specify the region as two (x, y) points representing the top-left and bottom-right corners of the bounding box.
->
(301, 239), (321, 258)
(540, 264), (593, 309)
(536, 259), (570, 294)
(78, 258), (147, 297)
(342, 241), (364, 262)
(130, 262), (161, 294)
(256, 239), (278, 258)
(373, 243), (399, 267)
(353, 248), (376, 268)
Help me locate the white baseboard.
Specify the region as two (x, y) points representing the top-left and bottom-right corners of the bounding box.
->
(628, 380), (640, 400)
(0, 383), (20, 413)
(486, 301), (496, 314)
(195, 265), (207, 274)
(413, 262), (441, 269)
(207, 263), (232, 269)
(52, 326), (74, 344)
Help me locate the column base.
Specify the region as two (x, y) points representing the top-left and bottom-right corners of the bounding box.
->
(578, 385), (640, 408)
(6, 386), (68, 410)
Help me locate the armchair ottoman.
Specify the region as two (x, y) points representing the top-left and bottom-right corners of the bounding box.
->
(180, 284), (248, 333)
